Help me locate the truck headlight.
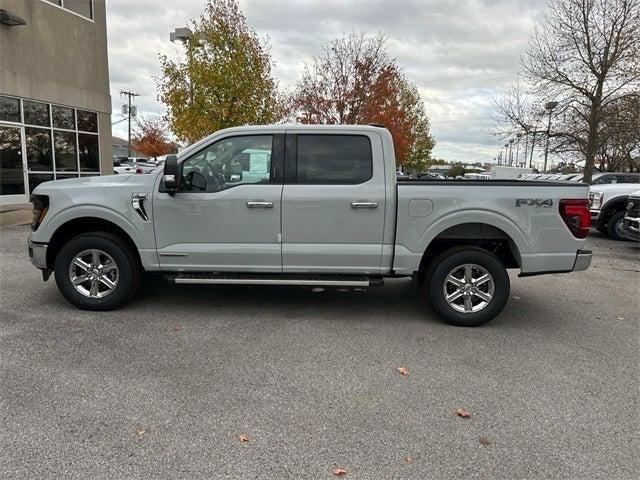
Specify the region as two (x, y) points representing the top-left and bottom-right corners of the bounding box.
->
(30, 194), (49, 231)
(589, 191), (604, 209)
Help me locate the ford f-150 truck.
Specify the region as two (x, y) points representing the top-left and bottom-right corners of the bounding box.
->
(28, 125), (592, 326)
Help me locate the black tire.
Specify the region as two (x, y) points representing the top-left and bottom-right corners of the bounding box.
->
(427, 246), (510, 327)
(54, 231), (141, 311)
(606, 211), (629, 241)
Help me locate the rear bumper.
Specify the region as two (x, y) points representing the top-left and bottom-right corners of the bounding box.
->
(572, 249), (592, 272)
(519, 249), (592, 277)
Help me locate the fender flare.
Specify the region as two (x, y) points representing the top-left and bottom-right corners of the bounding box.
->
(414, 209), (530, 257)
(42, 205), (146, 248)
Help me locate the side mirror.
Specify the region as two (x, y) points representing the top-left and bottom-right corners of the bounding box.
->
(163, 154), (179, 193)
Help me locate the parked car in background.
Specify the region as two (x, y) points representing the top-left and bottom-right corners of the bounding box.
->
(135, 163), (158, 173)
(589, 183), (640, 240)
(418, 172), (445, 180)
(571, 172), (640, 184)
(621, 191), (640, 242)
(113, 157), (133, 175)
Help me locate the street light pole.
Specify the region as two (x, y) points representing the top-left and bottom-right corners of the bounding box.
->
(170, 27), (194, 105)
(543, 101), (558, 173)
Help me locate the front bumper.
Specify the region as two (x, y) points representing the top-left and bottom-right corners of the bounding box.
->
(590, 209), (601, 222)
(28, 238), (48, 269)
(622, 216), (640, 242)
(572, 249), (592, 272)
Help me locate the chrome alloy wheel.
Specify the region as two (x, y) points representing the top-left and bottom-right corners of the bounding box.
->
(68, 249), (119, 298)
(443, 263), (495, 313)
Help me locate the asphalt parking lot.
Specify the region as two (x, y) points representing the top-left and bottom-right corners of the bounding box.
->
(1, 225), (638, 479)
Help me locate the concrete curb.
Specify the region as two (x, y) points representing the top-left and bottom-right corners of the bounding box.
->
(0, 206), (32, 228)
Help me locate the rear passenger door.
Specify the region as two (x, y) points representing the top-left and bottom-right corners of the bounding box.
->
(281, 131), (386, 274)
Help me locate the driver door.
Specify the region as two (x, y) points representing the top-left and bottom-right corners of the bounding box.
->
(153, 133), (284, 272)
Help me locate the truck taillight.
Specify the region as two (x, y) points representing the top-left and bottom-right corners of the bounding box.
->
(136, 167), (143, 174)
(559, 199), (590, 239)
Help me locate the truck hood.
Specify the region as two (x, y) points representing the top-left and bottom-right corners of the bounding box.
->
(33, 173), (157, 195)
(590, 183), (640, 201)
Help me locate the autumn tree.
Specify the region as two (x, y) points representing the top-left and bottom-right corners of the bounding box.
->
(520, 0), (640, 182)
(131, 115), (177, 160)
(290, 33), (434, 170)
(157, 0), (283, 144)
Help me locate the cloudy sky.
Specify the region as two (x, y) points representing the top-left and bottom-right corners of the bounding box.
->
(106, 0), (548, 163)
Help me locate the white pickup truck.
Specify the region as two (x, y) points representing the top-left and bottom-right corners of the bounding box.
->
(28, 125), (592, 326)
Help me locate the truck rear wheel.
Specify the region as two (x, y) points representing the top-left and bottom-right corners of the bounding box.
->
(427, 246), (510, 327)
(54, 232), (141, 311)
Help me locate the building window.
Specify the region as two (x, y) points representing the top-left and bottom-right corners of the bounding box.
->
(0, 96), (21, 123)
(42, 0), (93, 21)
(78, 133), (100, 172)
(54, 130), (78, 171)
(0, 95), (101, 194)
(52, 105), (75, 130)
(24, 101), (51, 127)
(25, 128), (53, 171)
(77, 109), (98, 132)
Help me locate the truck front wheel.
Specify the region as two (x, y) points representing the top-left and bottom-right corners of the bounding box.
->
(427, 246), (510, 327)
(54, 232), (141, 311)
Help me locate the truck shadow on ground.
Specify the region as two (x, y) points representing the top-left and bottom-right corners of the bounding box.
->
(132, 275), (558, 330)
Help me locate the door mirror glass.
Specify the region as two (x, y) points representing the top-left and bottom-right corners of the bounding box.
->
(163, 154), (179, 192)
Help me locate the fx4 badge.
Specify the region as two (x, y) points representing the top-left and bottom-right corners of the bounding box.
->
(515, 198), (553, 208)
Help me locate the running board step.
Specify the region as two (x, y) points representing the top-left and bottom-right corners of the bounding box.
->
(166, 273), (383, 287)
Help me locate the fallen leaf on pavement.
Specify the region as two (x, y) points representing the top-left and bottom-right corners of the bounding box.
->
(395, 366), (409, 376)
(332, 468), (347, 476)
(135, 427), (145, 438)
(454, 408), (471, 419)
(174, 324), (183, 332)
(238, 434), (250, 443)
(479, 436), (491, 445)
(404, 456), (414, 463)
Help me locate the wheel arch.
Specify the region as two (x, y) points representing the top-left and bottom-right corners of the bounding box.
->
(416, 222), (522, 282)
(600, 196), (629, 223)
(46, 217), (142, 270)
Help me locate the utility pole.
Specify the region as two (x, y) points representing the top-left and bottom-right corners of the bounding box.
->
(120, 90), (140, 157)
(543, 101), (558, 173)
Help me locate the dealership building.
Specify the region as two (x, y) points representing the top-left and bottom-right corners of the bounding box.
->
(0, 0), (111, 206)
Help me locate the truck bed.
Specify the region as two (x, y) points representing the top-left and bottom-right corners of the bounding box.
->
(392, 179), (590, 276)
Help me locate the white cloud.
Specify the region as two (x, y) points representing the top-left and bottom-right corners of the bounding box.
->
(106, 0), (547, 162)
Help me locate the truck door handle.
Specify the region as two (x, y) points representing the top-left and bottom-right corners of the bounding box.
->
(246, 201), (274, 208)
(350, 202), (378, 209)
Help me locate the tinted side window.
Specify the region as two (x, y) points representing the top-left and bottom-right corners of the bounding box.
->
(296, 135), (372, 184)
(621, 175), (640, 183)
